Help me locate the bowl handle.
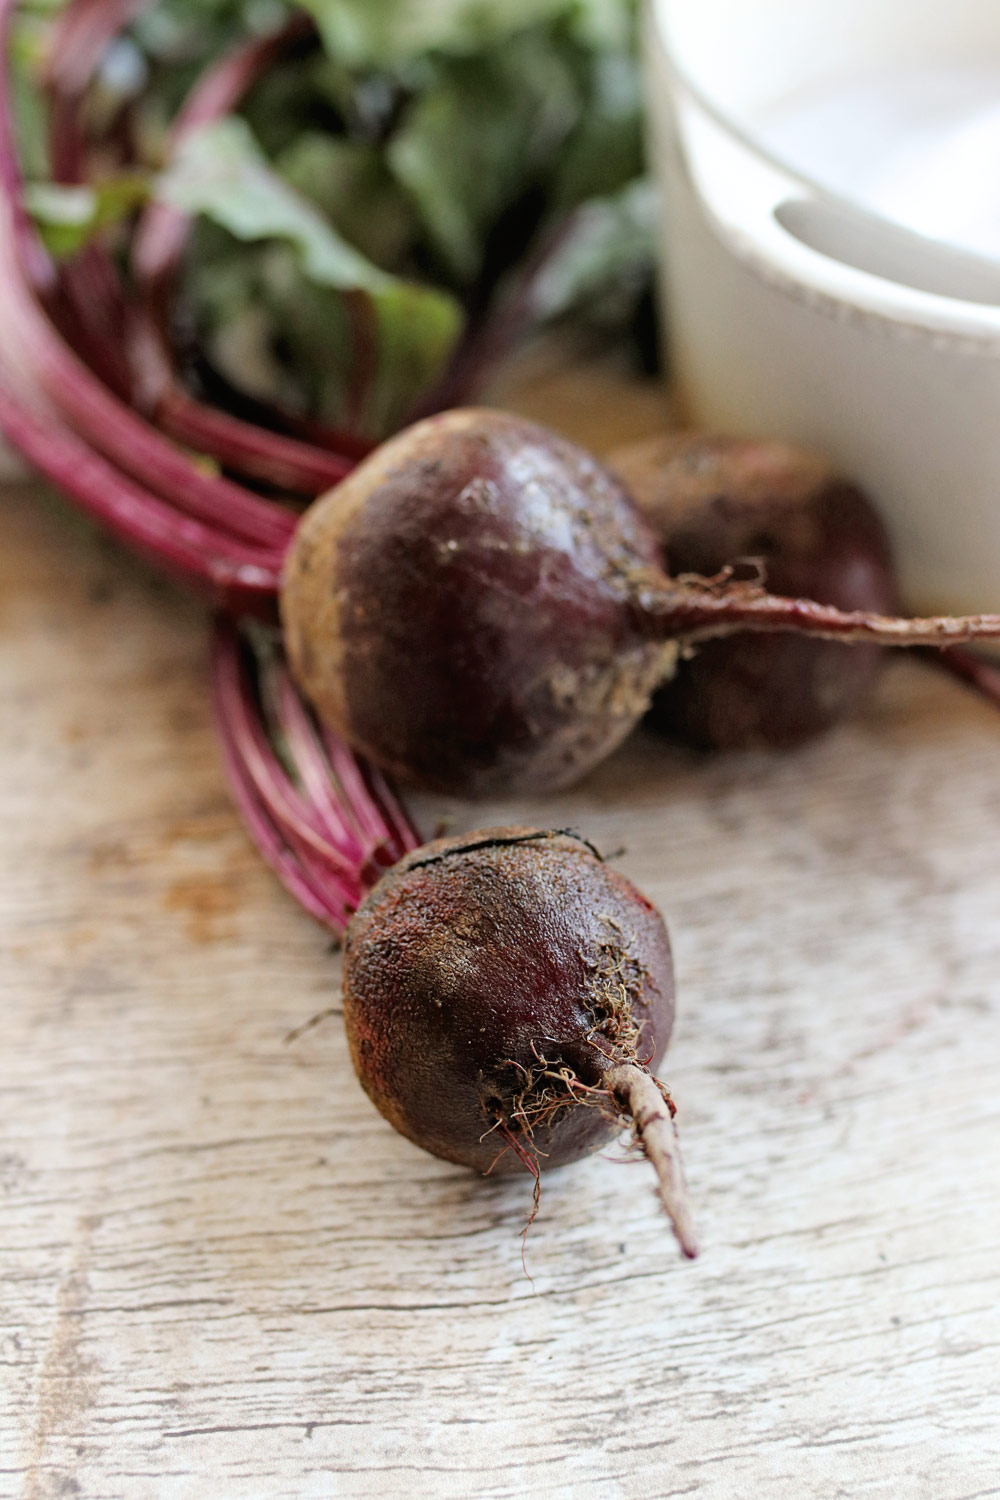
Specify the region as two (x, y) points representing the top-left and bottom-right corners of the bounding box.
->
(669, 79), (1000, 333)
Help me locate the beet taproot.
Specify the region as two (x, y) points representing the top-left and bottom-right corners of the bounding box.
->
(610, 433), (901, 749)
(343, 825), (697, 1257)
(282, 409), (1000, 798)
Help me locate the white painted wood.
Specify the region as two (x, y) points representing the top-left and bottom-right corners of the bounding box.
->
(2, 371), (999, 1500)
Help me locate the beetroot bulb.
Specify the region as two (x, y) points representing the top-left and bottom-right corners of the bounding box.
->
(282, 408), (1000, 797)
(212, 628), (697, 1258)
(609, 433), (901, 750)
(344, 826), (697, 1258)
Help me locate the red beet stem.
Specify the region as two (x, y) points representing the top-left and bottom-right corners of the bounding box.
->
(0, 0), (301, 555)
(410, 209), (584, 419)
(220, 666), (368, 887)
(212, 632), (357, 931)
(607, 1063), (698, 1260)
(39, 15), (154, 403)
(0, 256), (298, 551)
(0, 26), (283, 611)
(155, 384), (354, 493)
(211, 620), (421, 935)
(43, 0), (152, 104)
(43, 0), (152, 180)
(51, 252), (136, 402)
(644, 577), (1000, 649)
(46, 245), (354, 496)
(359, 763), (423, 870)
(269, 670), (368, 852)
(131, 12), (316, 308)
(0, 372), (281, 606)
(0, 203), (284, 604)
(43, 6), (152, 405)
(268, 662), (420, 865)
(133, 319), (363, 495)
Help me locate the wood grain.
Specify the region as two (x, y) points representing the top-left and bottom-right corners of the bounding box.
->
(2, 368), (1000, 1500)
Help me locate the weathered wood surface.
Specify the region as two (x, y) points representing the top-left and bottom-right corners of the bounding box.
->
(2, 373), (1000, 1500)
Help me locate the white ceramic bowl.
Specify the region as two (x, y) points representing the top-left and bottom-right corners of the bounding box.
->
(645, 0), (1000, 616)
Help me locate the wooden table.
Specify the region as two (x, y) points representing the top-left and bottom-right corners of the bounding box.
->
(3, 366), (999, 1499)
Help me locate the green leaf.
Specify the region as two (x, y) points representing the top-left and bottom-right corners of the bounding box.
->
(133, 0), (288, 61)
(25, 175), (152, 258)
(563, 0), (638, 52)
(529, 177), (656, 324)
(161, 117), (463, 436)
(364, 281), (454, 434)
(548, 47), (644, 211)
(126, 0), (650, 423)
(129, 1), (292, 139)
(9, 4), (66, 181)
(276, 133), (415, 270)
(159, 117), (401, 292)
(387, 34), (580, 281)
(298, 0), (573, 69)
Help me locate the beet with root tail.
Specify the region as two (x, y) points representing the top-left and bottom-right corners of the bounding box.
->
(283, 409), (1000, 797)
(213, 627), (699, 1258)
(343, 825), (698, 1258)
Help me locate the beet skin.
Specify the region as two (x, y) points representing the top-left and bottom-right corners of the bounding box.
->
(342, 828), (675, 1175)
(285, 412), (989, 795)
(282, 409), (673, 797)
(611, 433), (900, 749)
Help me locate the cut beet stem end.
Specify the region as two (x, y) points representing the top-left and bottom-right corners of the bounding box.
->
(607, 1063), (699, 1260)
(642, 580), (1000, 650)
(210, 618), (422, 934)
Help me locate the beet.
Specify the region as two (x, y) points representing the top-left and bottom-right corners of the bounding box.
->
(282, 408), (1000, 798)
(343, 825), (697, 1257)
(213, 629), (698, 1256)
(283, 408), (672, 797)
(610, 433), (901, 749)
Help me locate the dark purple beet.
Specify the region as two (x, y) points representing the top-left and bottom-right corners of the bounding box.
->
(343, 826), (697, 1257)
(609, 433), (901, 750)
(283, 409), (1000, 797)
(283, 408), (672, 797)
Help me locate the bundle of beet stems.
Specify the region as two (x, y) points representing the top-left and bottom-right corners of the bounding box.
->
(6, 0), (1000, 1257)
